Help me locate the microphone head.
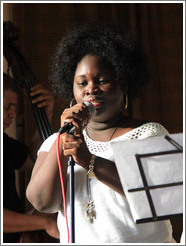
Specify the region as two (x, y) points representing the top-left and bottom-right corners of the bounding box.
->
(83, 101), (95, 116)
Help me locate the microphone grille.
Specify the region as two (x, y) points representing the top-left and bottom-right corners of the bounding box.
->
(83, 101), (95, 116)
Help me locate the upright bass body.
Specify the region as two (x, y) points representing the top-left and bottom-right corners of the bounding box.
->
(3, 21), (53, 142)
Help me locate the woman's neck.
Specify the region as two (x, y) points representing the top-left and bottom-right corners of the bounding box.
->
(87, 111), (122, 131)
(86, 113), (130, 141)
(85, 113), (142, 142)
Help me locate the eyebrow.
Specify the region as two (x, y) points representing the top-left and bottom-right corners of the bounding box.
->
(76, 75), (86, 79)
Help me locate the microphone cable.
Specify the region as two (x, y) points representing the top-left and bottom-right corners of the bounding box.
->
(56, 132), (70, 243)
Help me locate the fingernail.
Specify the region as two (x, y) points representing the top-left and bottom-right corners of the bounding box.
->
(64, 119), (71, 123)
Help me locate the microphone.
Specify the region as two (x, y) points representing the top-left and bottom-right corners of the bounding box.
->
(58, 102), (95, 135)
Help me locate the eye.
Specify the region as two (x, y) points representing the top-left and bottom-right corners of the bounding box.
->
(78, 80), (88, 87)
(99, 77), (109, 84)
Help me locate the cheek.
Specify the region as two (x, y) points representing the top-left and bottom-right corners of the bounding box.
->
(107, 88), (123, 105)
(73, 87), (83, 103)
(100, 90), (122, 117)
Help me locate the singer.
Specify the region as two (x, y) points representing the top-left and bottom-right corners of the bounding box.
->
(26, 22), (176, 243)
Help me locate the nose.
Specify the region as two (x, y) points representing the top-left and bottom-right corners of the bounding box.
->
(85, 81), (100, 95)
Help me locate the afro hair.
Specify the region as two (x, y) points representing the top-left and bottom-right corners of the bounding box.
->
(49, 22), (150, 101)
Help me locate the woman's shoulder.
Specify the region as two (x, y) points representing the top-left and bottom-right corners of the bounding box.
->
(114, 122), (169, 141)
(134, 122), (169, 138)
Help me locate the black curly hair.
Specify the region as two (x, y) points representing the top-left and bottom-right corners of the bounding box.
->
(49, 22), (150, 101)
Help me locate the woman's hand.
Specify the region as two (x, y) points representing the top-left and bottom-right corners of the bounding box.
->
(30, 84), (54, 122)
(61, 132), (91, 167)
(59, 103), (92, 167)
(60, 103), (91, 134)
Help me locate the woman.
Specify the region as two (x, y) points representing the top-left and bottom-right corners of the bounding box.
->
(26, 22), (175, 243)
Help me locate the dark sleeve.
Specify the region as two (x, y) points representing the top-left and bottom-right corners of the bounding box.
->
(3, 133), (29, 170)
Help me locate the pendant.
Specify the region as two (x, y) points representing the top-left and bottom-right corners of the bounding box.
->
(85, 198), (96, 223)
(87, 169), (95, 179)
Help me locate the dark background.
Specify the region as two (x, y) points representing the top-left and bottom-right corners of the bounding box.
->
(3, 2), (183, 243)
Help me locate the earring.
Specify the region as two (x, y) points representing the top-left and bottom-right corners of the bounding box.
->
(121, 94), (128, 111)
(70, 98), (76, 107)
(124, 94), (128, 110)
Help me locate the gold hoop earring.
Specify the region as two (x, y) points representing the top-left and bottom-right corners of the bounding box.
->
(124, 94), (128, 111)
(70, 98), (76, 107)
(121, 93), (128, 111)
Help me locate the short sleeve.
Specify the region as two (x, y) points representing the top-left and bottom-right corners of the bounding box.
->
(37, 133), (58, 155)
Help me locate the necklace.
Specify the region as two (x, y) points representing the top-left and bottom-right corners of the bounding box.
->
(109, 126), (118, 141)
(85, 124), (119, 223)
(86, 125), (119, 142)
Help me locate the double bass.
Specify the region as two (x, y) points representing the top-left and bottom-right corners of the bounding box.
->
(3, 21), (58, 243)
(3, 21), (53, 141)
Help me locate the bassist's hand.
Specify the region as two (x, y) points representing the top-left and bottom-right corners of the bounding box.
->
(30, 84), (54, 123)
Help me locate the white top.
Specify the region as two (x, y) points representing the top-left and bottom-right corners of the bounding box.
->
(38, 122), (175, 243)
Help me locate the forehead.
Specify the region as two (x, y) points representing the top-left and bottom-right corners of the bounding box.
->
(75, 55), (112, 74)
(3, 90), (18, 103)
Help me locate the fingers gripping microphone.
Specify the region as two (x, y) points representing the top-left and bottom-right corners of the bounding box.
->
(58, 102), (95, 135)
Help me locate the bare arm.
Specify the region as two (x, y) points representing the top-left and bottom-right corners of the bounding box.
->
(3, 208), (59, 239)
(26, 103), (88, 212)
(26, 138), (68, 213)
